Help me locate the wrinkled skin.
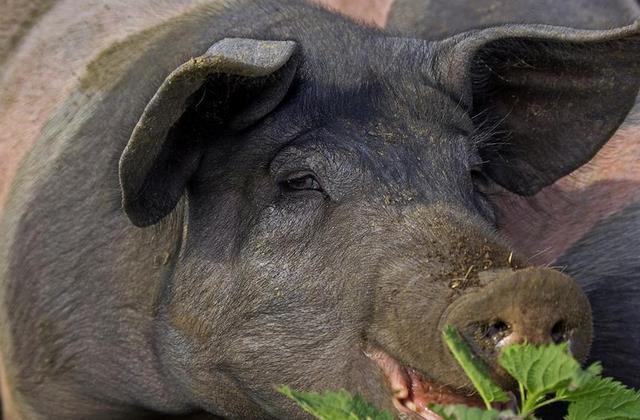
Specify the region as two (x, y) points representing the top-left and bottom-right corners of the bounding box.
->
(387, 0), (640, 390)
(1, 0), (639, 419)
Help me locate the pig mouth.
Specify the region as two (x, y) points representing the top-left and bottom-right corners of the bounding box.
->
(366, 348), (515, 419)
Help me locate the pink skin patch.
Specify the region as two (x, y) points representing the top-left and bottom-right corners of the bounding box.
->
(312, 0), (394, 27)
(496, 123), (640, 265)
(0, 0), (208, 416)
(0, 355), (18, 420)
(0, 0), (201, 220)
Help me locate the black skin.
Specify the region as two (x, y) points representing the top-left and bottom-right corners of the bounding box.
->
(1, 0), (639, 418)
(537, 199), (640, 420)
(558, 200), (640, 387)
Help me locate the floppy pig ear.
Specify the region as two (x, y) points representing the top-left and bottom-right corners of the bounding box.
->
(433, 20), (640, 195)
(120, 38), (298, 227)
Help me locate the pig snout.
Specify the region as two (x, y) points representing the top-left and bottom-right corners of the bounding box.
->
(443, 267), (593, 381)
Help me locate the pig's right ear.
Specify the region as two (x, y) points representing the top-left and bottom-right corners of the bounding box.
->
(119, 38), (298, 227)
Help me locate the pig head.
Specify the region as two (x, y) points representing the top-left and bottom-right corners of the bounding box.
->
(118, 20), (639, 418)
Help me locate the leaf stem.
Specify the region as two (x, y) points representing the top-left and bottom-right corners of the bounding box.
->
(519, 380), (526, 414)
(522, 392), (542, 415)
(528, 394), (569, 412)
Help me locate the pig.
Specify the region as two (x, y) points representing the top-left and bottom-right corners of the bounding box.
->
(1, 0), (639, 418)
(386, 0), (640, 390)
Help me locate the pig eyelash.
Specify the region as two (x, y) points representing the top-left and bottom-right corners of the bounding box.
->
(278, 171), (326, 195)
(468, 106), (514, 151)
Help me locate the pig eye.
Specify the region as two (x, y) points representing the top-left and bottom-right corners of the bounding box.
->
(280, 173), (324, 193)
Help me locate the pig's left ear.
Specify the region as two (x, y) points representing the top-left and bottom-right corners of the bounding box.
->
(433, 20), (640, 195)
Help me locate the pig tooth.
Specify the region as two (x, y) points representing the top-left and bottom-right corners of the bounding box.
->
(393, 386), (408, 399)
(388, 364), (410, 399)
(393, 398), (412, 416)
(405, 400), (418, 411)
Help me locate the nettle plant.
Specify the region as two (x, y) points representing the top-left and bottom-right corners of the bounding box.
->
(280, 327), (640, 420)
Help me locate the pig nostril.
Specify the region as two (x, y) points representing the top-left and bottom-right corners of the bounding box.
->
(551, 320), (567, 344)
(482, 320), (511, 344)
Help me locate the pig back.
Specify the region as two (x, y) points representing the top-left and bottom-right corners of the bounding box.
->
(388, 0), (640, 39)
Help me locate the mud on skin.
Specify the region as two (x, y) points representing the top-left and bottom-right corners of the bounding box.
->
(0, 0), (640, 419)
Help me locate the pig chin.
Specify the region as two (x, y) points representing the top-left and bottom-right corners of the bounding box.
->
(364, 347), (516, 419)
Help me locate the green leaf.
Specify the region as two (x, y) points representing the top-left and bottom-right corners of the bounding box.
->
(565, 371), (617, 401)
(498, 342), (584, 413)
(281, 340), (640, 420)
(499, 343), (582, 396)
(584, 362), (603, 378)
(278, 386), (394, 420)
(565, 376), (640, 420)
(443, 326), (511, 409)
(430, 404), (515, 420)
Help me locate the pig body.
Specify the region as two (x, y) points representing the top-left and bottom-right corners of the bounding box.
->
(1, 0), (639, 419)
(387, 0), (640, 389)
(388, 0), (640, 38)
(557, 201), (640, 387)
